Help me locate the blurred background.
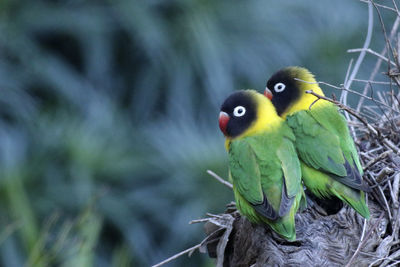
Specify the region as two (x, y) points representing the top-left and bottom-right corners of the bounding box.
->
(0, 0), (396, 266)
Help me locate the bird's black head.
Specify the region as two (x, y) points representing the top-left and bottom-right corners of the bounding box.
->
(219, 90), (257, 138)
(265, 67), (303, 116)
(264, 67), (315, 116)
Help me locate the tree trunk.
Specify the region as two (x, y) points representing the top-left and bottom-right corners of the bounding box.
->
(205, 202), (390, 267)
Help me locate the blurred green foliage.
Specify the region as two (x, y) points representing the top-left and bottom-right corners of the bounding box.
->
(0, 0), (391, 266)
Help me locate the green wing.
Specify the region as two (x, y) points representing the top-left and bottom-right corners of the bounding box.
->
(309, 103), (363, 173)
(277, 137), (301, 197)
(276, 135), (302, 216)
(229, 138), (278, 220)
(229, 127), (302, 220)
(287, 104), (368, 192)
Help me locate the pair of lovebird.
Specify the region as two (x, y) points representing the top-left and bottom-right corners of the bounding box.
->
(218, 66), (371, 241)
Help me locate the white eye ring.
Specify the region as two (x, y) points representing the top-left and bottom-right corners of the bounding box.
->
(274, 82), (286, 93)
(233, 106), (246, 117)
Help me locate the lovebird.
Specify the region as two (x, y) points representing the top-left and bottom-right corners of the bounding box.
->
(219, 89), (305, 241)
(264, 66), (370, 219)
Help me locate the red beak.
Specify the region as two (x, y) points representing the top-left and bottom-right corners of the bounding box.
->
(264, 87), (273, 100)
(219, 112), (230, 135)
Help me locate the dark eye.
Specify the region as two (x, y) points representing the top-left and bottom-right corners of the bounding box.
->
(274, 82), (286, 93)
(233, 106), (246, 117)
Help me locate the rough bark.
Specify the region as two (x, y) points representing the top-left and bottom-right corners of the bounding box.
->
(205, 202), (389, 267)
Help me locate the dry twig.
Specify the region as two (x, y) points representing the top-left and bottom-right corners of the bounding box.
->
(206, 170), (233, 189)
(151, 244), (202, 267)
(345, 213), (385, 267)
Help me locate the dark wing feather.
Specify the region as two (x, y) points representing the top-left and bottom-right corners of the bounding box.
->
(328, 157), (371, 192)
(278, 178), (295, 217)
(253, 196), (279, 220)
